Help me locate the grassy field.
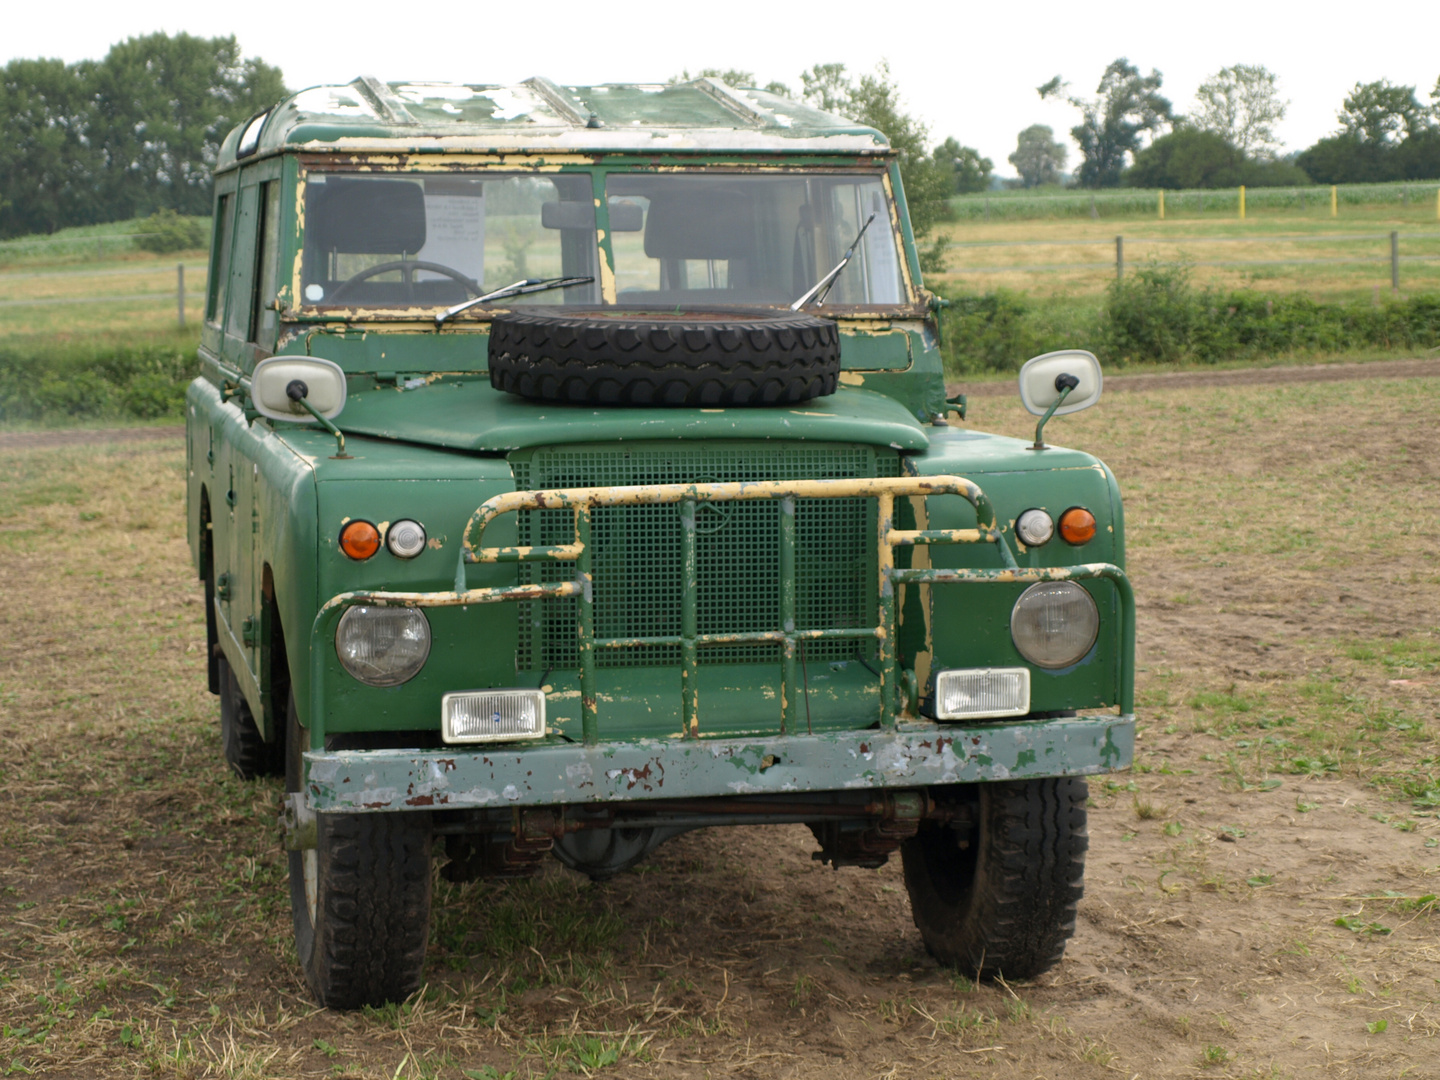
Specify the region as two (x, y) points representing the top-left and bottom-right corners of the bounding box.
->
(932, 204), (1440, 306)
(0, 373), (1436, 1078)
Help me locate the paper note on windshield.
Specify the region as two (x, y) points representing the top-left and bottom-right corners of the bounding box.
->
(417, 194), (484, 285)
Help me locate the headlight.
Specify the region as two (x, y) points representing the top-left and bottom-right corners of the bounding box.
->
(1010, 581), (1099, 669)
(336, 605), (431, 686)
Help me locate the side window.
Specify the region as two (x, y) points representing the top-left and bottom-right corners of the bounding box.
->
(224, 185), (259, 340)
(206, 194), (234, 325)
(249, 181), (282, 346)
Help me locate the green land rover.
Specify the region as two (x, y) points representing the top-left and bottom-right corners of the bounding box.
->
(187, 75), (1134, 1009)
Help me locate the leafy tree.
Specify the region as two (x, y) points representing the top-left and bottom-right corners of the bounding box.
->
(0, 32), (285, 236)
(1192, 64), (1286, 158)
(1395, 129), (1440, 180)
(1008, 124), (1068, 187)
(1125, 128), (1240, 188)
(1039, 59), (1172, 188)
(1125, 127), (1309, 188)
(0, 57), (103, 236)
(88, 33), (286, 220)
(933, 137), (993, 193)
(798, 62), (953, 268)
(1294, 135), (1398, 184)
(1339, 79), (1429, 144)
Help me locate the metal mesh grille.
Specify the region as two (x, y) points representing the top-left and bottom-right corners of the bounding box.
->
(512, 444), (899, 670)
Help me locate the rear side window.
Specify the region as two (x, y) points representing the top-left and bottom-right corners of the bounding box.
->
(224, 186), (259, 339)
(206, 195), (234, 325)
(250, 181), (282, 343)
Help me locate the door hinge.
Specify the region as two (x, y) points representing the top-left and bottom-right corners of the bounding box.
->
(216, 572), (233, 602)
(242, 616), (259, 646)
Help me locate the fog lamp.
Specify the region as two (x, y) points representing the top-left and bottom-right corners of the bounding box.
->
(934, 668), (1030, 720)
(443, 689), (546, 743)
(336, 605), (431, 686)
(1010, 581), (1099, 669)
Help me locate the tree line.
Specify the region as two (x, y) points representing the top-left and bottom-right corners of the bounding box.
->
(1022, 59), (1440, 190)
(0, 32), (284, 238)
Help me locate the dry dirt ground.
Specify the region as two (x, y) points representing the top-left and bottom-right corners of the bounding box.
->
(1, 364), (1438, 1079)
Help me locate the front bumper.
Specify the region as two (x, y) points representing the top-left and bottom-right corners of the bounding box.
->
(305, 714), (1134, 812)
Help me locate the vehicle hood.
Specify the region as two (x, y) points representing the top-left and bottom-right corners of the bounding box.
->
(333, 380), (930, 453)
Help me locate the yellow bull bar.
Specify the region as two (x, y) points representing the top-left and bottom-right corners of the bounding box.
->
(312, 475), (1133, 748)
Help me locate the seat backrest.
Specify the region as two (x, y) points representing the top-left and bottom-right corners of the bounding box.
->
(643, 188), (752, 261)
(310, 179), (427, 255)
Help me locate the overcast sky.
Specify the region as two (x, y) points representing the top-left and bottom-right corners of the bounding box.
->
(7, 0), (1437, 175)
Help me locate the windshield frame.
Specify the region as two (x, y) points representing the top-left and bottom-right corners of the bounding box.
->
(287, 156), (922, 323)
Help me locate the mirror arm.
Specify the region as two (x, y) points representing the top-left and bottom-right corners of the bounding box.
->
(1029, 374), (1079, 451)
(286, 379), (350, 459)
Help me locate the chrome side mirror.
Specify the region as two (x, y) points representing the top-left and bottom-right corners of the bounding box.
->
(251, 357), (348, 421)
(1018, 350), (1103, 449)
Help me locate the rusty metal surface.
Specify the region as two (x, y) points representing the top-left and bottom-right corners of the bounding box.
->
(310, 475), (1034, 748)
(304, 716), (1135, 813)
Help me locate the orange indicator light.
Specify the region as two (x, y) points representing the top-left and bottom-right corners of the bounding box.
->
(339, 520), (381, 560)
(1058, 507), (1096, 545)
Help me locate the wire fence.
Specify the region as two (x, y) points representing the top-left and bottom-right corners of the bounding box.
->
(0, 262), (200, 327)
(949, 181), (1440, 221)
(943, 230), (1440, 291)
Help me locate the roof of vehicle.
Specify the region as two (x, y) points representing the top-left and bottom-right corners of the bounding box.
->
(218, 76), (890, 168)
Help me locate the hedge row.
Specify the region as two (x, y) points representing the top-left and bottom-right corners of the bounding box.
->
(0, 340), (199, 422)
(939, 268), (1440, 372)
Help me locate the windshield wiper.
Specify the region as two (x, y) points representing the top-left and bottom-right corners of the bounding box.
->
(789, 212), (876, 311)
(435, 276), (594, 327)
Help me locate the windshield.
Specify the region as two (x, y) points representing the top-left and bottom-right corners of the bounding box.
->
(298, 169), (908, 311)
(607, 172), (906, 308)
(301, 172), (601, 307)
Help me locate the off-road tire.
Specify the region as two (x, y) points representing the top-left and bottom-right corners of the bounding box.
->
(218, 655), (280, 779)
(901, 778), (1088, 980)
(285, 692), (432, 1009)
(488, 309), (841, 406)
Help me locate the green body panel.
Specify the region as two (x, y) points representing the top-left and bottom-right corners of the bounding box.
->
(303, 717), (1136, 813)
(323, 379), (931, 454)
(903, 429), (1126, 712)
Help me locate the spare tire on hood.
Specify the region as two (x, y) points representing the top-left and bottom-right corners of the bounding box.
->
(487, 308), (841, 406)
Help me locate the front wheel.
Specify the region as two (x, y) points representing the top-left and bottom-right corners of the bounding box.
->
(285, 693), (432, 1009)
(901, 777), (1088, 980)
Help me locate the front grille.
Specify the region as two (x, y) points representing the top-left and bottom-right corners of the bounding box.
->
(511, 443), (899, 670)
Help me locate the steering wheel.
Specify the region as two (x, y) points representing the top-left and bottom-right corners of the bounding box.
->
(327, 260), (480, 303)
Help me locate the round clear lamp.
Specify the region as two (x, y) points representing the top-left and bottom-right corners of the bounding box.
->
(336, 605), (431, 686)
(1010, 581), (1099, 669)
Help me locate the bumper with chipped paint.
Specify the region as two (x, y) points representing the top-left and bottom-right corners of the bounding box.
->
(304, 714), (1134, 812)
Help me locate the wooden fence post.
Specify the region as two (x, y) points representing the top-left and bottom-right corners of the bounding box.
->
(1115, 235), (1124, 280)
(177, 264), (186, 328)
(1331, 186), (1338, 217)
(1391, 232), (1399, 292)
(1239, 185), (1246, 220)
(1158, 189), (1165, 220)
